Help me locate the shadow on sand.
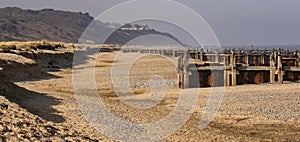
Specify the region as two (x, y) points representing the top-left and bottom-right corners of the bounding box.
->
(0, 48), (108, 123)
(0, 80), (65, 123)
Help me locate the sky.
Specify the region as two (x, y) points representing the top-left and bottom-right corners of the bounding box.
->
(1, 0), (300, 46)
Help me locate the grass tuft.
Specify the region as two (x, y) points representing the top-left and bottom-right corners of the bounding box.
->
(0, 41), (75, 52)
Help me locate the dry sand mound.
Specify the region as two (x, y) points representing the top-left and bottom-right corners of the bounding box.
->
(0, 45), (105, 141)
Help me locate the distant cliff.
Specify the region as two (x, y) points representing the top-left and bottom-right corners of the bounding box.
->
(104, 23), (183, 45)
(0, 7), (93, 43)
(0, 7), (182, 45)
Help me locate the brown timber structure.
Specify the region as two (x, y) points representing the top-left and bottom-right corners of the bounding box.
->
(122, 47), (300, 88)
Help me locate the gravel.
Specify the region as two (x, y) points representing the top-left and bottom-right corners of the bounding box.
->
(218, 83), (300, 123)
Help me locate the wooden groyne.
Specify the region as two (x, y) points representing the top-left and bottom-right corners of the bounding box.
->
(121, 47), (300, 88)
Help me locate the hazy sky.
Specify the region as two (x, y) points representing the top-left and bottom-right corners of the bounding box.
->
(1, 0), (300, 46)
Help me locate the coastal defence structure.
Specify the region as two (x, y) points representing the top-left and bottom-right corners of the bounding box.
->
(121, 47), (300, 88)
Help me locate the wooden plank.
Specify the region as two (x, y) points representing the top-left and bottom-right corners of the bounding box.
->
(189, 66), (229, 71)
(283, 66), (300, 72)
(238, 66), (276, 71)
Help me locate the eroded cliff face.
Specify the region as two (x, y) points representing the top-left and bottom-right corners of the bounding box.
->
(0, 50), (74, 82)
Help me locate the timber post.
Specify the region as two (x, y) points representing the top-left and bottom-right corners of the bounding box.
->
(245, 50), (250, 65)
(215, 50), (219, 63)
(183, 50), (189, 89)
(224, 55), (230, 86)
(199, 48), (203, 64)
(270, 51), (276, 83)
(178, 56), (184, 89)
(296, 51), (300, 67)
(230, 51), (237, 86)
(261, 50), (265, 65)
(161, 49), (164, 56)
(277, 55), (283, 84)
(172, 49), (176, 57)
(195, 48), (199, 59)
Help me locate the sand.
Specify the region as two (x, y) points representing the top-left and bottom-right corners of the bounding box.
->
(1, 50), (300, 141)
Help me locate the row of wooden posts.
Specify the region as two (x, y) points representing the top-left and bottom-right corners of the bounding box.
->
(122, 47), (300, 88)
